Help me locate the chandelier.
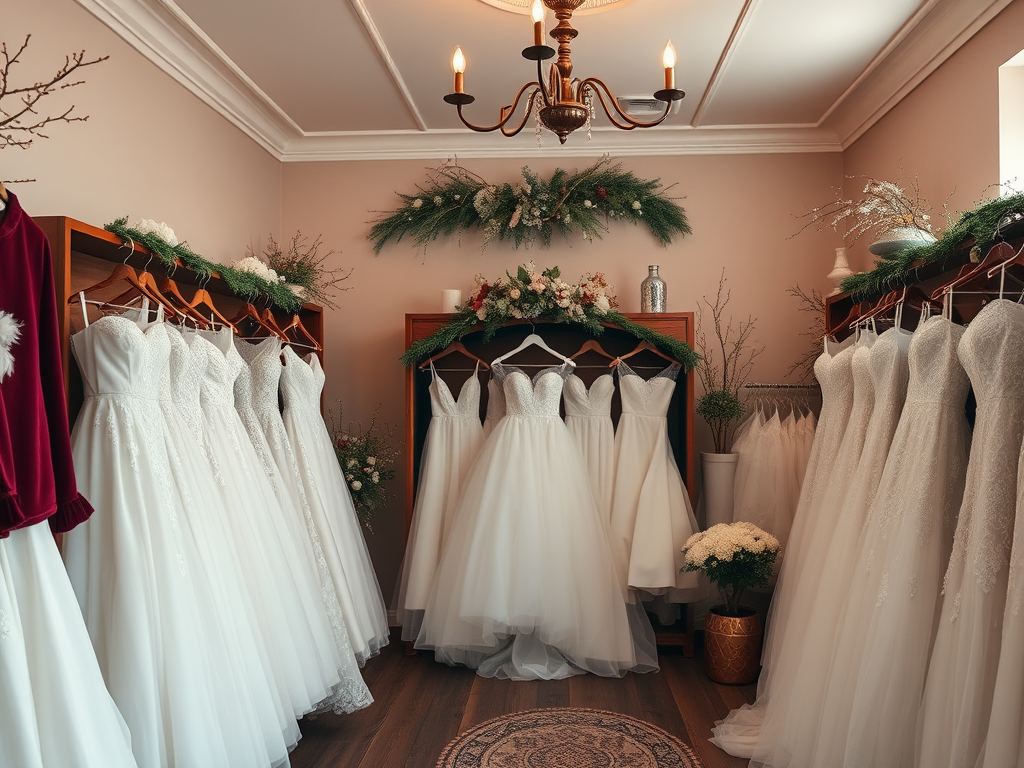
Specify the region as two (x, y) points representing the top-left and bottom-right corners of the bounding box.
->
(444, 0), (684, 144)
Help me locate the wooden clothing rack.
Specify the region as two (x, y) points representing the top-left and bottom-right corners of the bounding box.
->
(404, 312), (696, 655)
(34, 217), (325, 423)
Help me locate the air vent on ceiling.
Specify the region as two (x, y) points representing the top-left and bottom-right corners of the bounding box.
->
(616, 96), (682, 117)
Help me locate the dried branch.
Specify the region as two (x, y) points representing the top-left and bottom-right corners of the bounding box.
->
(784, 284), (826, 384)
(256, 232), (353, 310)
(0, 34), (108, 151)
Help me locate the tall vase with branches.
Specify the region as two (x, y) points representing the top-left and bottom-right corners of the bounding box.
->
(695, 269), (763, 454)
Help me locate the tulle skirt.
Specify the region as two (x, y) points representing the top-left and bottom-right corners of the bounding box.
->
(1, 522), (136, 768)
(416, 414), (658, 680)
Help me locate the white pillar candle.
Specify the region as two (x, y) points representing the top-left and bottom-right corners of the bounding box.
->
(441, 289), (462, 313)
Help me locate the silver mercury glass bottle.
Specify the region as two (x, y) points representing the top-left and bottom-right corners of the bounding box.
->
(640, 265), (667, 313)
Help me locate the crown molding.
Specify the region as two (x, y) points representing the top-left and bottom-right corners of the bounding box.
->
(78, 0), (1010, 161)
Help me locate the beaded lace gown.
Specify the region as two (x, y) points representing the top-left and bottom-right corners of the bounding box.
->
(182, 327), (349, 716)
(562, 373), (616, 519)
(763, 326), (912, 768)
(63, 310), (240, 768)
(917, 299), (1024, 768)
(608, 361), (700, 600)
(416, 360), (659, 680)
(810, 315), (970, 768)
(712, 334), (857, 757)
(396, 361), (484, 641)
(279, 346), (389, 664)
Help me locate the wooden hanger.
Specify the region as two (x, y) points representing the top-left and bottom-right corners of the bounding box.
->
(418, 341), (490, 370)
(0, 182), (8, 204)
(232, 302), (283, 339)
(281, 313), (321, 352)
(259, 308), (287, 338)
(825, 300), (867, 336)
(569, 339), (614, 361)
(609, 340), (676, 367)
(929, 241), (1018, 301)
(70, 262), (172, 318)
(187, 286), (237, 332)
(492, 333), (572, 366)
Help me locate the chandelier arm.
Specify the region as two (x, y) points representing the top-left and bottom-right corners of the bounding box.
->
(454, 83), (542, 135)
(580, 78), (672, 130)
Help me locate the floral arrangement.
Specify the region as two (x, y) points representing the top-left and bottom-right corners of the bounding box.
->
(330, 405), (399, 531)
(104, 218), (349, 312)
(400, 262), (700, 369)
(369, 158), (690, 254)
(253, 232), (352, 310)
(682, 522), (780, 617)
(695, 270), (762, 453)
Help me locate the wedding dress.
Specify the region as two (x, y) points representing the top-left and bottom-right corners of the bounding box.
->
(917, 299), (1024, 768)
(609, 361), (700, 601)
(396, 360), (484, 641)
(562, 372), (615, 518)
(1, 522), (136, 768)
(812, 314), (970, 768)
(279, 346), (389, 663)
(233, 336), (373, 713)
(764, 326), (912, 768)
(63, 309), (238, 768)
(416, 360), (658, 680)
(712, 334), (857, 757)
(482, 375), (506, 438)
(732, 410), (799, 554)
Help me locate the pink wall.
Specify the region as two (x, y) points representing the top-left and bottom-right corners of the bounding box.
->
(842, 0), (1024, 272)
(281, 154), (843, 598)
(2, 0), (281, 263)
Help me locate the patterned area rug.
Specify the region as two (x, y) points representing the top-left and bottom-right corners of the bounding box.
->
(437, 707), (705, 768)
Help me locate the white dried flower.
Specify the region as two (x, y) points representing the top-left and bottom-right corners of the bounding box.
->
(132, 219), (178, 246)
(367, 456), (376, 466)
(371, 472), (380, 483)
(351, 480), (362, 491)
(412, 198), (424, 209)
(347, 458), (357, 468)
(584, 200), (593, 208)
(434, 196), (443, 206)
(0, 310), (22, 383)
(631, 200), (642, 211)
(476, 307), (487, 321)
(232, 256), (281, 284)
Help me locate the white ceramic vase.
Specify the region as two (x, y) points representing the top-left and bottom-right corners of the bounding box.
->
(701, 452), (738, 529)
(827, 247), (854, 296)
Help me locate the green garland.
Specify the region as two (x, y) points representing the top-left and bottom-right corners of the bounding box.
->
(840, 193), (1024, 301)
(369, 158), (691, 254)
(104, 218), (305, 312)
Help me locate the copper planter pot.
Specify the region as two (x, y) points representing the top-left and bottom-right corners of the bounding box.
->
(704, 607), (762, 685)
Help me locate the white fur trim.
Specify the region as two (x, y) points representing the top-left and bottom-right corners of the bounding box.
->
(0, 311), (23, 383)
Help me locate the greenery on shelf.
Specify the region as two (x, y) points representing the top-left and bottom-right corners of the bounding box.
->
(840, 192), (1024, 300)
(399, 262), (700, 369)
(369, 158), (691, 254)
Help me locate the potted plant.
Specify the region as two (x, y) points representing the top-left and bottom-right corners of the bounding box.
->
(695, 270), (762, 527)
(682, 522), (780, 684)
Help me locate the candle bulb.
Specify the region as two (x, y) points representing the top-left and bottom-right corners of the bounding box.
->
(452, 46), (466, 94)
(531, 0), (545, 46)
(662, 40), (676, 91)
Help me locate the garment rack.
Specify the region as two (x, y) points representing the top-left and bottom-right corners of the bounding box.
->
(744, 383), (819, 389)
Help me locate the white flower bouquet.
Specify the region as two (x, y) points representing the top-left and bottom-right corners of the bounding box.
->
(330, 404), (398, 531)
(683, 522), (780, 616)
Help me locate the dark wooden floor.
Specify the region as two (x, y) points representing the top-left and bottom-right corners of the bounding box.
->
(291, 631), (756, 768)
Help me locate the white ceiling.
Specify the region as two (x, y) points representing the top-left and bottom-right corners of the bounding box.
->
(76, 0), (1014, 159)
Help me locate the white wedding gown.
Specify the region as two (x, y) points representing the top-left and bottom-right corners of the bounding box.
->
(918, 299), (1024, 768)
(712, 334), (857, 757)
(279, 346), (389, 664)
(563, 372), (616, 519)
(1, 522), (136, 768)
(416, 360), (658, 680)
(396, 361), (484, 641)
(482, 375), (506, 439)
(812, 314), (970, 768)
(608, 361), (700, 601)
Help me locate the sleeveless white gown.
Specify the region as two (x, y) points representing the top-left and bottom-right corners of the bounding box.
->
(562, 373), (615, 519)
(396, 361), (484, 641)
(279, 346), (390, 663)
(712, 335), (857, 757)
(64, 312), (238, 768)
(416, 360), (658, 680)
(609, 361), (700, 601)
(1, 522), (136, 768)
(811, 315), (970, 768)
(918, 299), (1024, 768)
(482, 375), (506, 439)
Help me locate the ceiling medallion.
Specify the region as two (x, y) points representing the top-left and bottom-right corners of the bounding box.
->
(445, 0), (684, 145)
(474, 0), (640, 16)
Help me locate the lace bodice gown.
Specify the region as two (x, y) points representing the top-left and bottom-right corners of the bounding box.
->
(563, 373), (616, 519)
(279, 346), (389, 664)
(713, 336), (857, 757)
(608, 362), (700, 600)
(182, 328), (347, 717)
(482, 375), (506, 438)
(812, 316), (970, 768)
(918, 300), (1024, 768)
(396, 362), (484, 641)
(767, 327), (913, 768)
(234, 337), (371, 713)
(416, 361), (658, 680)
(63, 314), (237, 768)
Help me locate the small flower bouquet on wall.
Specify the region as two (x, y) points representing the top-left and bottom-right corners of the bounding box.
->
(330, 405), (398, 531)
